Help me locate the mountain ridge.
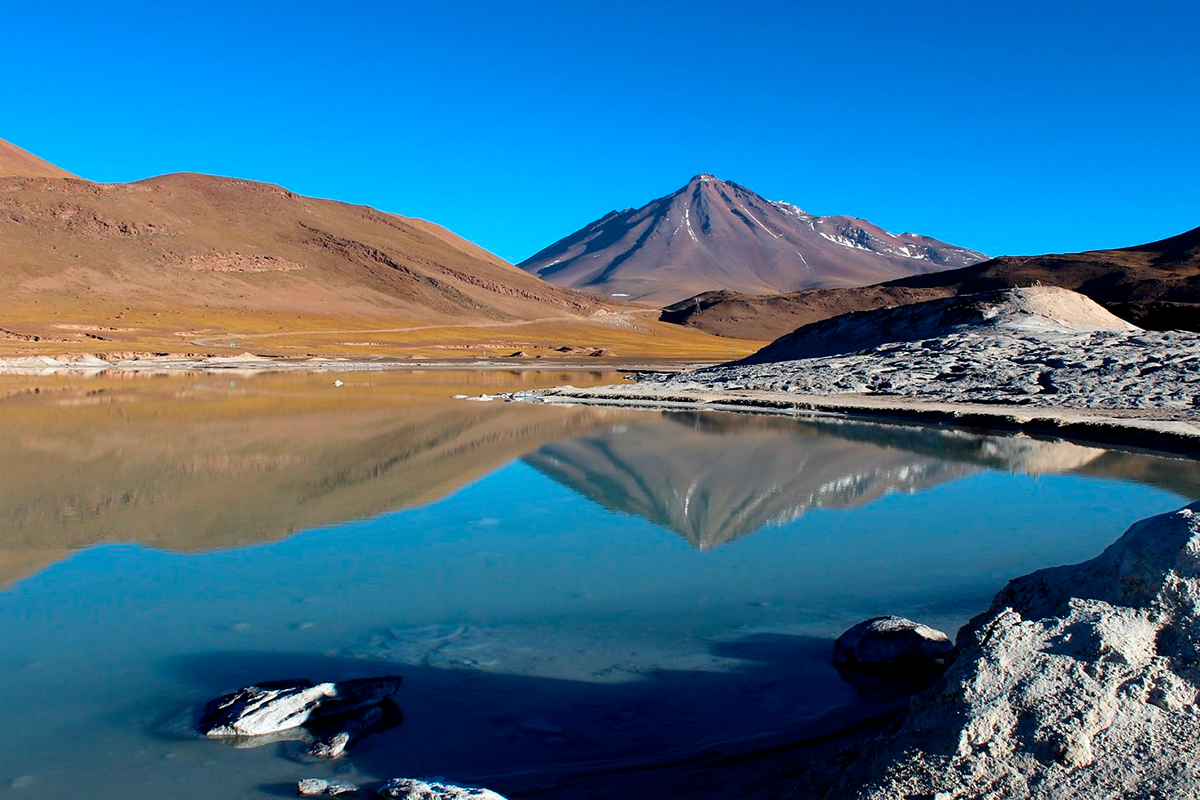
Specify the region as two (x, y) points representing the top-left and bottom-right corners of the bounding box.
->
(663, 225), (1200, 338)
(520, 174), (986, 304)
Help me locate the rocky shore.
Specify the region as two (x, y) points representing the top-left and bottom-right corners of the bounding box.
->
(835, 501), (1200, 799)
(505, 288), (1200, 453)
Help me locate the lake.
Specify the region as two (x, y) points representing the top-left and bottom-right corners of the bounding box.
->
(0, 370), (1196, 798)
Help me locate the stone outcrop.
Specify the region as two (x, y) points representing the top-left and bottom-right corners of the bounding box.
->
(857, 502), (1200, 799)
(298, 777), (360, 796)
(642, 288), (1200, 412)
(195, 676), (401, 740)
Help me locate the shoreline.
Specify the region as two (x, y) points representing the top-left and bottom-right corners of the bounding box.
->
(0, 354), (704, 375)
(504, 384), (1200, 457)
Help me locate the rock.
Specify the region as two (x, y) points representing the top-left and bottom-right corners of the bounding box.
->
(858, 502), (1200, 799)
(506, 351), (528, 358)
(833, 615), (952, 666)
(376, 778), (507, 799)
(298, 777), (360, 796)
(305, 698), (403, 759)
(196, 676), (401, 738)
(588, 348), (614, 357)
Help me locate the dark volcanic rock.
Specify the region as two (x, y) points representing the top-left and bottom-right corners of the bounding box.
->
(833, 616), (952, 667)
(304, 698), (403, 759)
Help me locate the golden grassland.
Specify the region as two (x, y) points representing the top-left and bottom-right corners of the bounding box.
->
(0, 302), (765, 362)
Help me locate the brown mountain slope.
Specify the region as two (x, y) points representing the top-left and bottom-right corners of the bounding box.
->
(0, 168), (599, 324)
(662, 226), (1200, 339)
(0, 139), (78, 179)
(519, 174), (985, 305)
(0, 141), (762, 361)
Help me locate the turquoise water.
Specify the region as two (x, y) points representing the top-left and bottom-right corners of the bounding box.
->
(0, 373), (1196, 798)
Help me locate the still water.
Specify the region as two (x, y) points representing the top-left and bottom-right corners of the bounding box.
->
(0, 370), (1196, 798)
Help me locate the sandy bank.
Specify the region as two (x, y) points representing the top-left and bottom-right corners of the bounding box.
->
(0, 353), (703, 376)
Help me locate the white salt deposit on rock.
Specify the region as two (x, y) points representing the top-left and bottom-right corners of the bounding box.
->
(639, 288), (1199, 412)
(742, 286), (1140, 363)
(858, 501), (1200, 799)
(298, 777), (360, 796)
(376, 777), (507, 799)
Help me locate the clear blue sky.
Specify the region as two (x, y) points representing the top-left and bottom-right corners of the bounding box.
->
(3, 1), (1196, 263)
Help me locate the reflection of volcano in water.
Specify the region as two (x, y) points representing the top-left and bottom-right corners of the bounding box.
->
(522, 411), (1194, 551)
(523, 412), (980, 549)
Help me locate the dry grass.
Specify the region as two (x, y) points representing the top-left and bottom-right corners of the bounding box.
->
(0, 301), (765, 361)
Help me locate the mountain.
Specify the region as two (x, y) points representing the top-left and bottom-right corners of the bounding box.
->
(0, 138), (77, 179)
(518, 174), (986, 305)
(0, 150), (599, 328)
(663, 226), (1200, 339)
(0, 140), (761, 361)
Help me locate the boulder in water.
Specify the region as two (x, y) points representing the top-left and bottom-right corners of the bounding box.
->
(298, 777), (360, 796)
(196, 676), (402, 738)
(833, 616), (952, 666)
(376, 777), (507, 799)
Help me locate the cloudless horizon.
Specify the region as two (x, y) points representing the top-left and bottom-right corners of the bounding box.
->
(3, 1), (1197, 263)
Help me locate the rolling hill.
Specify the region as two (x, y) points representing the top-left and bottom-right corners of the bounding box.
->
(0, 140), (760, 361)
(663, 225), (1200, 339)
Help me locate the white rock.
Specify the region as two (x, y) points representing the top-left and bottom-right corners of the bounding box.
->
(298, 777), (360, 796)
(376, 778), (507, 799)
(860, 502), (1200, 799)
(196, 676), (401, 738)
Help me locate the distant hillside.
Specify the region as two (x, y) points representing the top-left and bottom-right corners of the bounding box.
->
(0, 149), (601, 328)
(663, 226), (1200, 338)
(0, 140), (766, 361)
(519, 174), (985, 304)
(0, 138), (77, 179)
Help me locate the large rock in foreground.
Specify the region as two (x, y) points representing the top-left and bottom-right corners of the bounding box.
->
(197, 676), (402, 738)
(859, 502), (1200, 799)
(833, 615), (952, 666)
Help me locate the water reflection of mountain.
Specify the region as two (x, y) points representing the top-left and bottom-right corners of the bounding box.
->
(0, 373), (625, 587)
(523, 412), (978, 549)
(523, 412), (1200, 550)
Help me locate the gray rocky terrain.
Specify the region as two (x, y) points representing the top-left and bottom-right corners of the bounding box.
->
(642, 287), (1199, 414)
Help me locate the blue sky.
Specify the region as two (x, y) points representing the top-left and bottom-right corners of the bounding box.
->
(3, 1), (1196, 263)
